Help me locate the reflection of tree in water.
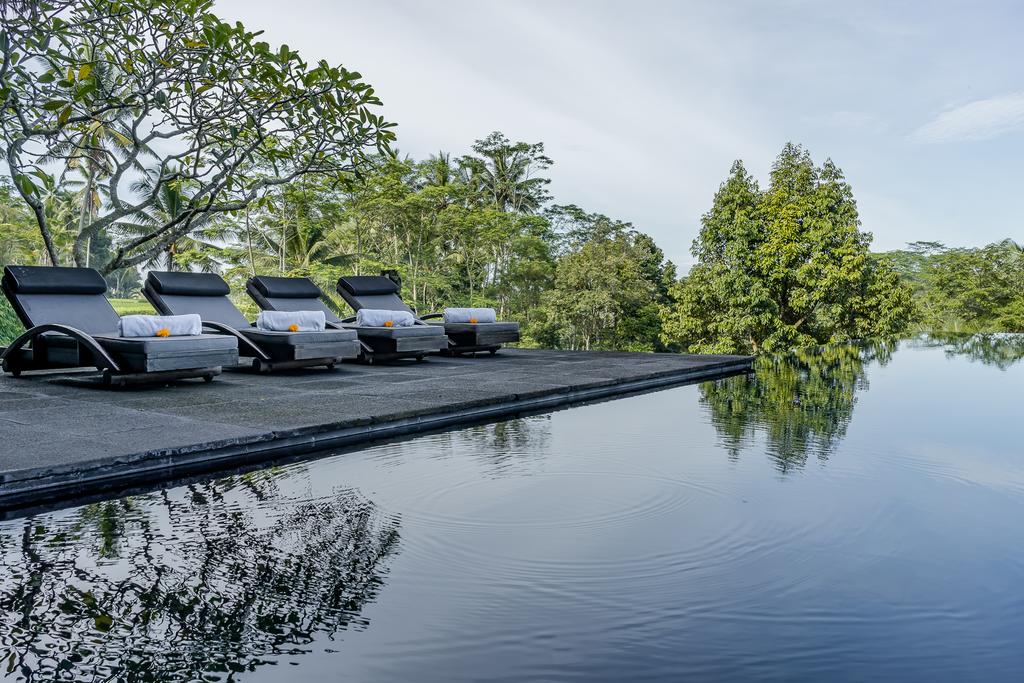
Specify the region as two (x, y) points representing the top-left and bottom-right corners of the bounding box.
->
(432, 416), (552, 475)
(700, 342), (894, 473)
(916, 332), (1024, 370)
(0, 470), (400, 681)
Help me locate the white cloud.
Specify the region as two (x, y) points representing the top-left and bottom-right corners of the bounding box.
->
(911, 93), (1024, 143)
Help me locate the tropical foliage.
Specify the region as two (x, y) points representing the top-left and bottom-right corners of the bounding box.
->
(0, 0), (1015, 356)
(0, 0), (393, 271)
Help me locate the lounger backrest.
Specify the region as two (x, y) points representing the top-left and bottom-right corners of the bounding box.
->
(246, 276), (343, 324)
(2, 265), (120, 334)
(144, 271), (250, 329)
(337, 276), (413, 314)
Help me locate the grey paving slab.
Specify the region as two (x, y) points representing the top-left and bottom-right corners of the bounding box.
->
(0, 349), (752, 509)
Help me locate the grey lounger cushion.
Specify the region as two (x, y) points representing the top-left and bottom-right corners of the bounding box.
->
(439, 322), (520, 335)
(348, 324), (444, 340)
(95, 334), (238, 355)
(240, 328), (356, 346)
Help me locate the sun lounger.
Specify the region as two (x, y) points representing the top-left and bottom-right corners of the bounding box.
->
(246, 275), (447, 363)
(143, 271), (359, 372)
(1, 265), (236, 385)
(337, 276), (519, 356)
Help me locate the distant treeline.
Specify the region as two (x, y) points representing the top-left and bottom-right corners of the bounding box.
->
(878, 241), (1024, 334)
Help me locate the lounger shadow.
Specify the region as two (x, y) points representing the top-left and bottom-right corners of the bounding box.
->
(337, 276), (520, 356)
(246, 275), (447, 364)
(1, 265), (237, 386)
(143, 271), (360, 372)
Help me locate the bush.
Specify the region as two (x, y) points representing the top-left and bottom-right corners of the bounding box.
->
(0, 296), (23, 346)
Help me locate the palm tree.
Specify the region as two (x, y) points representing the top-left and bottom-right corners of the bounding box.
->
(117, 171), (229, 272)
(459, 132), (552, 214)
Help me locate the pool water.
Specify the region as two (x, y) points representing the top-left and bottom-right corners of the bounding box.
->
(2, 336), (1024, 681)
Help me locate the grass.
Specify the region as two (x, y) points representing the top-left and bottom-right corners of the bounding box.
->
(110, 298), (156, 315)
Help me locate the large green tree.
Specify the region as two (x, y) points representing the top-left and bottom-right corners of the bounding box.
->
(662, 144), (916, 354)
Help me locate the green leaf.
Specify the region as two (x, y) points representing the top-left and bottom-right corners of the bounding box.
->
(42, 100), (68, 111)
(15, 174), (38, 197)
(78, 63), (92, 80)
(37, 71), (56, 84)
(57, 105), (72, 125)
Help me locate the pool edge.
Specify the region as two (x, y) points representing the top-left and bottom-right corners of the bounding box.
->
(0, 358), (752, 511)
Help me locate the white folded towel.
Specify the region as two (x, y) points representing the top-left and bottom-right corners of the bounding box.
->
(443, 307), (497, 324)
(355, 309), (416, 327)
(120, 314), (202, 338)
(256, 310), (326, 332)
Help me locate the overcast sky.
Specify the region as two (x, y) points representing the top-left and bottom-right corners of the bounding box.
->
(217, 0), (1024, 268)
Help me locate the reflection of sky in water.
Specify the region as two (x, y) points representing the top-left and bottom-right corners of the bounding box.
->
(3, 337), (1024, 682)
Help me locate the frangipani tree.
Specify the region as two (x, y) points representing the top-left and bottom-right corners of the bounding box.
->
(0, 0), (395, 272)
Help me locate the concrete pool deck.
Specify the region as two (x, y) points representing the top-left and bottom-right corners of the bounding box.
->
(0, 349), (752, 509)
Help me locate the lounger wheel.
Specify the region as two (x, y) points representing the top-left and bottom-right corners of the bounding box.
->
(415, 354), (426, 362)
(326, 362), (336, 370)
(489, 349), (497, 356)
(365, 356), (375, 365)
(203, 373), (215, 383)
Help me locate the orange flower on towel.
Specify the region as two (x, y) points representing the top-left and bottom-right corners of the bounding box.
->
(155, 328), (171, 337)
(383, 320), (394, 327)
(469, 318), (478, 324)
(288, 323), (299, 332)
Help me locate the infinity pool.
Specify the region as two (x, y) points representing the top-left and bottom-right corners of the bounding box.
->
(2, 336), (1023, 681)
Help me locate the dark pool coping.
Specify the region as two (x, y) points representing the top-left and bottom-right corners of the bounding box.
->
(0, 350), (751, 510)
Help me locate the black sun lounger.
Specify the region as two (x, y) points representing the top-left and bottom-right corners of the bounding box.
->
(246, 275), (447, 364)
(337, 276), (520, 356)
(1, 265), (236, 385)
(143, 271), (359, 372)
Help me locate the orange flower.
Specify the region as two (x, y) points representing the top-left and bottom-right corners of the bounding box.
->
(383, 320), (394, 327)
(155, 328), (171, 337)
(288, 323), (299, 332)
(468, 318), (478, 324)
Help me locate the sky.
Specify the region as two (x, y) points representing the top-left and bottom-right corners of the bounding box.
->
(216, 0), (1024, 269)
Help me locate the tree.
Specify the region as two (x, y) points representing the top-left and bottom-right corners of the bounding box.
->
(661, 145), (916, 354)
(0, 0), (395, 272)
(460, 131), (552, 213)
(529, 207), (674, 351)
(116, 170), (231, 272)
